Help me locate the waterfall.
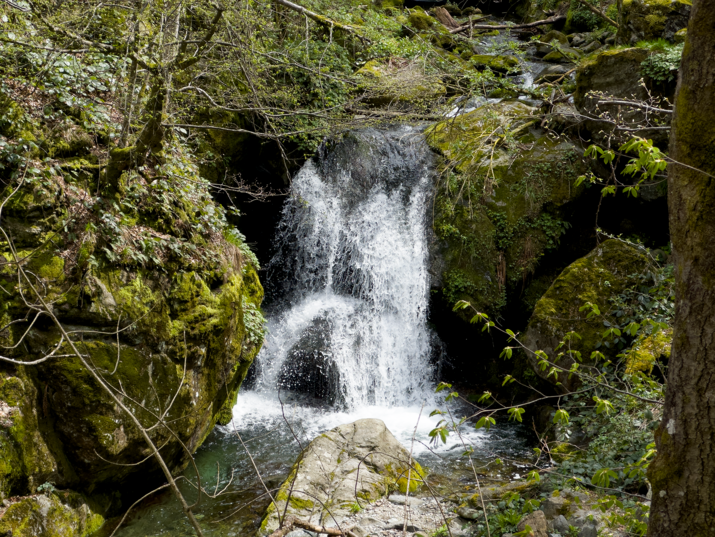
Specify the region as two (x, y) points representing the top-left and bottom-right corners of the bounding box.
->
(251, 125), (437, 409)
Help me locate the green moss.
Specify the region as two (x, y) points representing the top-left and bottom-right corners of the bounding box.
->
(0, 492), (104, 537)
(37, 256), (65, 281)
(626, 327), (672, 374)
(407, 8), (434, 30)
(469, 54), (520, 72)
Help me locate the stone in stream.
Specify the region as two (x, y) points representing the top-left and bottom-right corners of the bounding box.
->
(258, 419), (425, 535)
(517, 510), (548, 537)
(277, 316), (341, 405)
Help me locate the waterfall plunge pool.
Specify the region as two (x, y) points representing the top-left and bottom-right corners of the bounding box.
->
(109, 126), (534, 537)
(109, 391), (532, 537)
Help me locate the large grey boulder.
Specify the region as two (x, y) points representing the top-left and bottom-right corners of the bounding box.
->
(258, 419), (422, 535)
(574, 48), (650, 114)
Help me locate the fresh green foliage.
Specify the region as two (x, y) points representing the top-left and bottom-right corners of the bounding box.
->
(641, 42), (684, 84)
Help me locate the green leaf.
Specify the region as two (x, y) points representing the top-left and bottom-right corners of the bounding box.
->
(553, 409), (570, 425)
(475, 416), (496, 431)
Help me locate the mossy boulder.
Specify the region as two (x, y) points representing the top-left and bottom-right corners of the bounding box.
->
(541, 30), (570, 45)
(0, 491), (105, 537)
(407, 8), (436, 30)
(542, 46), (582, 63)
(469, 54), (521, 73)
(356, 59), (446, 106)
(619, 0), (691, 43)
(0, 368), (66, 502)
(521, 239), (649, 390)
(574, 47), (650, 113)
(259, 419), (424, 535)
(426, 101), (587, 317)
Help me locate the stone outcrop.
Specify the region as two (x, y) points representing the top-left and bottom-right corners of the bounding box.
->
(259, 419), (423, 535)
(0, 492), (105, 537)
(426, 101), (587, 317)
(574, 48), (650, 114)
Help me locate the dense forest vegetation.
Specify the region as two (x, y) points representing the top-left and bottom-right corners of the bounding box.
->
(0, 0), (713, 535)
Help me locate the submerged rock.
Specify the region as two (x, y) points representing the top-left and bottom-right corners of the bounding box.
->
(259, 419), (424, 535)
(278, 317), (341, 404)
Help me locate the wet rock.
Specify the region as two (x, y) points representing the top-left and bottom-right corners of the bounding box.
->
(278, 316), (341, 404)
(517, 510), (548, 537)
(258, 419), (424, 535)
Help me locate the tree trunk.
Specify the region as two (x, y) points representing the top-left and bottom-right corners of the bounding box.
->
(647, 2), (715, 535)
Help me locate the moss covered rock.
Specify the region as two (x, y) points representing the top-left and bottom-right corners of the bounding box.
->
(619, 0), (691, 43)
(574, 47), (650, 113)
(469, 54), (521, 73)
(0, 491), (105, 537)
(521, 239), (648, 390)
(0, 87), (265, 510)
(356, 59), (446, 106)
(426, 101), (587, 317)
(407, 8), (435, 30)
(259, 419), (424, 535)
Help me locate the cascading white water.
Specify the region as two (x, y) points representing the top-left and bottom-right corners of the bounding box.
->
(251, 125), (437, 409)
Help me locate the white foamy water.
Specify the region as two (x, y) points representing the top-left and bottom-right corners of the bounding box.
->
(245, 126), (437, 410)
(231, 391), (491, 456)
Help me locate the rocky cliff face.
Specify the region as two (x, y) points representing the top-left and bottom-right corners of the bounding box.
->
(0, 87), (265, 532)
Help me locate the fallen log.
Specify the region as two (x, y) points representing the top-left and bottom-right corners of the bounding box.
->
(273, 0), (370, 42)
(433, 6), (459, 28)
(449, 14), (566, 34)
